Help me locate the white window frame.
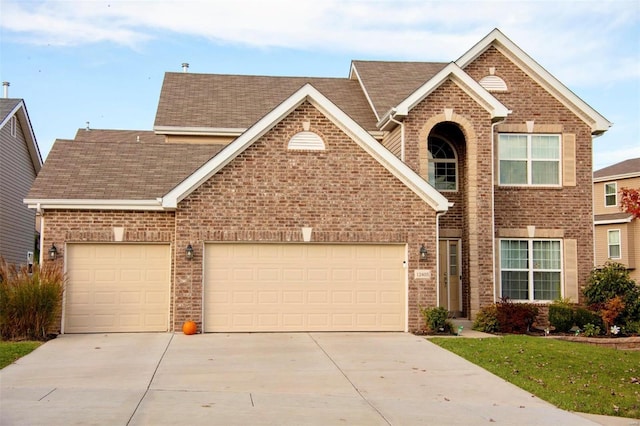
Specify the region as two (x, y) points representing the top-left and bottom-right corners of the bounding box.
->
(607, 229), (621, 259)
(499, 238), (563, 302)
(604, 182), (617, 207)
(498, 133), (562, 187)
(10, 116), (17, 137)
(427, 136), (458, 192)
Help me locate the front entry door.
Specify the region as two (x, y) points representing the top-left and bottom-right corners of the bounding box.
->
(438, 240), (461, 315)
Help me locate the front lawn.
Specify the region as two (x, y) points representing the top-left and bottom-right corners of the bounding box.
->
(0, 341), (41, 369)
(430, 335), (640, 419)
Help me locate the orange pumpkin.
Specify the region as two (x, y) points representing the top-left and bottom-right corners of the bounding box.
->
(182, 320), (197, 335)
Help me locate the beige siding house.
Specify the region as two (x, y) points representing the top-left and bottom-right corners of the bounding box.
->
(27, 29), (611, 334)
(593, 158), (640, 281)
(0, 97), (42, 266)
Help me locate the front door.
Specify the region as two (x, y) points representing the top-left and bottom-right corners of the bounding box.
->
(438, 240), (461, 316)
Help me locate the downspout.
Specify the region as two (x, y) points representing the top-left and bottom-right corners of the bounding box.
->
(388, 109), (406, 162)
(490, 118), (507, 303)
(36, 203), (44, 264)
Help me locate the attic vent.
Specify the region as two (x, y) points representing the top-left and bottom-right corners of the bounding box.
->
(288, 131), (325, 151)
(479, 75), (507, 92)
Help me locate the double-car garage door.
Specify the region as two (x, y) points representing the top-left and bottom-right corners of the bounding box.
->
(64, 243), (406, 333)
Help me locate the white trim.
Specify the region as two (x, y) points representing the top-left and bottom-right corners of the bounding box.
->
(604, 181), (618, 207)
(25, 198), (166, 211)
(594, 216), (633, 225)
(162, 83), (450, 212)
(607, 229), (622, 259)
(349, 62), (381, 122)
(456, 29), (611, 135)
(153, 126), (245, 136)
(594, 172), (640, 182)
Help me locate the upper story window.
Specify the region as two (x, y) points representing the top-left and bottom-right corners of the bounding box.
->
(608, 229), (621, 259)
(498, 134), (561, 186)
(500, 239), (562, 301)
(604, 182), (617, 207)
(427, 137), (457, 191)
(10, 116), (17, 137)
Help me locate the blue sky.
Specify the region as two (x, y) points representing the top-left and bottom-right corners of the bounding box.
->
(1, 0), (638, 170)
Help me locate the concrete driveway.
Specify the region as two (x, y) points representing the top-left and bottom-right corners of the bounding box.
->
(0, 332), (604, 425)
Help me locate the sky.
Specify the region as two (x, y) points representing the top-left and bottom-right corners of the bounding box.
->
(0, 0), (638, 170)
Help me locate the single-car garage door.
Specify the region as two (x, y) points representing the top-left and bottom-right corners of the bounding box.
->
(204, 243), (406, 332)
(65, 244), (170, 333)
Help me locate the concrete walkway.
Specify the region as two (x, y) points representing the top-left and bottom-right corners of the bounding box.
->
(0, 332), (635, 425)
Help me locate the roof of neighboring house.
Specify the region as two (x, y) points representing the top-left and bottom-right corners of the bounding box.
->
(349, 60), (448, 120)
(0, 98), (42, 173)
(593, 157), (640, 181)
(27, 139), (223, 200)
(74, 128), (166, 144)
(154, 73), (379, 132)
(594, 212), (634, 224)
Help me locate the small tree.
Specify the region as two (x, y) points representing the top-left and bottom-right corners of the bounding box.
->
(620, 187), (640, 219)
(584, 261), (640, 328)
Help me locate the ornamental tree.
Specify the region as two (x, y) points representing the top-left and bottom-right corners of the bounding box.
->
(620, 187), (640, 219)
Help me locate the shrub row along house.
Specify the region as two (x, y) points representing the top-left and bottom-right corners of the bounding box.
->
(26, 29), (611, 334)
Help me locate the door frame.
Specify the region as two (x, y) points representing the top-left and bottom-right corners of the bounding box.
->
(437, 238), (462, 315)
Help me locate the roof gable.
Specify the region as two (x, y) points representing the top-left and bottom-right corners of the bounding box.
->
(457, 28), (611, 135)
(162, 83), (449, 212)
(0, 99), (42, 173)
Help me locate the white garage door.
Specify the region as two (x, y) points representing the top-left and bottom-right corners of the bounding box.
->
(204, 244), (406, 332)
(65, 244), (170, 333)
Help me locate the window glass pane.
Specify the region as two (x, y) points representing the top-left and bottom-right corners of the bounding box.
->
(531, 135), (559, 159)
(499, 135), (527, 159)
(502, 271), (529, 299)
(501, 240), (528, 269)
(533, 272), (561, 300)
(609, 245), (621, 258)
(429, 138), (455, 159)
(532, 161), (559, 185)
(533, 241), (561, 269)
(500, 160), (527, 184)
(605, 183), (617, 206)
(608, 230), (621, 258)
(608, 231), (620, 245)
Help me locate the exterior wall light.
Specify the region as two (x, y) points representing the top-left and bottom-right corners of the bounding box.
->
(186, 244), (194, 260)
(48, 243), (58, 260)
(419, 244), (427, 261)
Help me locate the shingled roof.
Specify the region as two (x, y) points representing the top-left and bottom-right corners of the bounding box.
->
(0, 98), (22, 122)
(154, 73), (379, 132)
(593, 158), (640, 180)
(350, 61), (448, 120)
(74, 128), (166, 144)
(28, 140), (223, 200)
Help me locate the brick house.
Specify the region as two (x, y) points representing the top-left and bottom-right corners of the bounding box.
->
(593, 158), (640, 282)
(26, 29), (610, 334)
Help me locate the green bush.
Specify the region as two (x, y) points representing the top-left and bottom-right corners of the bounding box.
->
(420, 306), (449, 332)
(0, 258), (65, 340)
(473, 304), (499, 333)
(495, 298), (539, 334)
(548, 303), (574, 333)
(573, 307), (603, 329)
(584, 262), (640, 326)
(582, 323), (601, 337)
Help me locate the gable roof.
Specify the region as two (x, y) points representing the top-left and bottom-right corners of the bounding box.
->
(25, 140), (223, 210)
(349, 61), (448, 121)
(74, 128), (166, 144)
(593, 157), (640, 181)
(0, 98), (42, 173)
(154, 73), (379, 134)
(162, 83), (450, 212)
(457, 28), (611, 135)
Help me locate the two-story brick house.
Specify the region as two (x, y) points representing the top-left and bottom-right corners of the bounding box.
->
(593, 158), (640, 282)
(26, 29), (610, 334)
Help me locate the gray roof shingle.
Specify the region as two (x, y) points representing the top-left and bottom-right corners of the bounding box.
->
(0, 98), (22, 123)
(74, 128), (166, 144)
(594, 158), (640, 179)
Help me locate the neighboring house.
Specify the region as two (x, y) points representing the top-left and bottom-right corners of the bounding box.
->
(0, 96), (42, 266)
(26, 29), (611, 334)
(593, 158), (640, 281)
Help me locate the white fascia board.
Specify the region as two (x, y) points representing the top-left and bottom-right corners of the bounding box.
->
(153, 126), (245, 136)
(394, 63), (510, 120)
(349, 62), (381, 122)
(594, 217), (633, 225)
(163, 83), (449, 212)
(593, 172), (640, 183)
(24, 199), (166, 211)
(456, 29), (612, 134)
(306, 89), (449, 212)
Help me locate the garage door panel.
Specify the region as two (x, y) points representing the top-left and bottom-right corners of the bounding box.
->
(204, 243), (405, 332)
(65, 244), (169, 333)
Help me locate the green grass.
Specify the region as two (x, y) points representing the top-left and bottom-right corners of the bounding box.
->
(431, 335), (640, 419)
(0, 341), (41, 369)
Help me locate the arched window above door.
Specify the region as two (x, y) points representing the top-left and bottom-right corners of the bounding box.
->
(428, 137), (457, 191)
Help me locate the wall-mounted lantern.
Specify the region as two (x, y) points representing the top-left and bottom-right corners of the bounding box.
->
(48, 243), (58, 261)
(186, 244), (194, 260)
(419, 244), (427, 261)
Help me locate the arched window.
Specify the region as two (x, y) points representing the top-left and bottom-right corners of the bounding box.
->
(428, 137), (457, 191)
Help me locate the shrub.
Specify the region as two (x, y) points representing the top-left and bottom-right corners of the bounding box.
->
(582, 323), (601, 337)
(495, 298), (539, 334)
(584, 262), (640, 325)
(473, 304), (499, 333)
(420, 306), (449, 332)
(548, 302), (574, 333)
(601, 296), (625, 334)
(573, 307), (602, 329)
(0, 258), (65, 340)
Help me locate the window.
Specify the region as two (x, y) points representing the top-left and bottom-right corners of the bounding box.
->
(605, 182), (617, 207)
(499, 134), (561, 186)
(608, 230), (621, 259)
(500, 239), (562, 301)
(428, 137), (457, 191)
